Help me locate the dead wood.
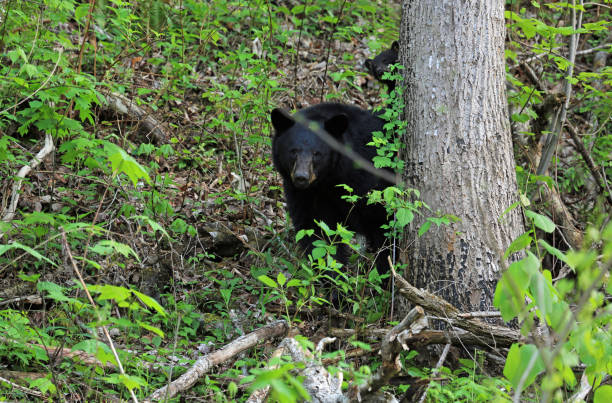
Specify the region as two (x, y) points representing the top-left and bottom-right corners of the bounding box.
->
(0, 294), (43, 307)
(537, 181), (584, 249)
(566, 122), (612, 208)
(104, 92), (167, 144)
(355, 307), (425, 399)
(1, 133), (54, 230)
(389, 258), (522, 348)
(0, 336), (116, 369)
(0, 375), (43, 398)
(146, 320), (288, 402)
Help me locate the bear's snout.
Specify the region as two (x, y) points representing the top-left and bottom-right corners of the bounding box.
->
(291, 154), (316, 189)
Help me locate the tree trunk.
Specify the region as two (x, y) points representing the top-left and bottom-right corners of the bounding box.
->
(398, 1), (525, 313)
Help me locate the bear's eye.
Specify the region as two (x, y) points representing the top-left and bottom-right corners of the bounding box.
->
(290, 149), (298, 156)
(313, 151), (321, 158)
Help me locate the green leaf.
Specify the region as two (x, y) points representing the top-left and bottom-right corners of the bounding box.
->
(494, 252), (540, 321)
(89, 284), (131, 302)
(258, 275), (278, 288)
(29, 377), (56, 394)
(503, 344), (545, 390)
(75, 3), (90, 20)
(418, 221), (431, 237)
(137, 320), (165, 337)
(317, 220), (334, 236)
(104, 142), (151, 186)
(594, 385), (612, 403)
(132, 215), (171, 240)
(395, 208), (414, 228)
(89, 240), (140, 261)
(525, 210), (555, 233)
(494, 270), (524, 321)
(286, 279), (301, 288)
(296, 229), (313, 242)
(311, 247), (326, 260)
(538, 239), (568, 263)
(0, 242), (57, 267)
(504, 231), (533, 259)
(500, 201), (521, 219)
(530, 271), (554, 318)
(132, 290), (166, 316)
(118, 374), (146, 390)
(277, 272), (287, 287)
(37, 281), (70, 302)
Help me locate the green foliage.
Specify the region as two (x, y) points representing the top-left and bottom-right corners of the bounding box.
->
(425, 357), (512, 403)
(495, 213), (612, 399)
(245, 358), (310, 403)
(370, 64), (406, 173)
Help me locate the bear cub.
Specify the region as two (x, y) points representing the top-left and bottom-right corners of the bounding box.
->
(271, 103), (393, 275)
(364, 41), (399, 92)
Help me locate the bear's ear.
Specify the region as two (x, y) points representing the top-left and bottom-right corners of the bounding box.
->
(271, 108), (295, 135)
(324, 114), (348, 139)
(391, 40), (399, 52)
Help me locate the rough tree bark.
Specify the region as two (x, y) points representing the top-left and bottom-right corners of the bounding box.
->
(399, 1), (525, 313)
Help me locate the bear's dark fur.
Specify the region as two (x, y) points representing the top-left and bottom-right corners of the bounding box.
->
(271, 102), (393, 273)
(364, 41), (399, 92)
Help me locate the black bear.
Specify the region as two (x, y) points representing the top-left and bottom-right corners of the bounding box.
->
(271, 103), (393, 276)
(364, 41), (399, 92)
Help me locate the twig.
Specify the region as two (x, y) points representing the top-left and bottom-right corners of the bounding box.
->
(59, 228), (139, 403)
(510, 43), (610, 69)
(417, 343), (451, 403)
(1, 133), (55, 228)
(536, 0), (583, 176)
(569, 372), (592, 402)
(0, 294), (42, 306)
(0, 48), (63, 116)
(315, 337), (336, 354)
(0, 336), (115, 369)
(457, 311), (502, 318)
(0, 375), (43, 398)
(566, 121), (612, 208)
(146, 320), (288, 401)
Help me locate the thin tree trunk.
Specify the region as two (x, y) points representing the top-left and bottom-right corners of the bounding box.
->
(399, 0), (525, 313)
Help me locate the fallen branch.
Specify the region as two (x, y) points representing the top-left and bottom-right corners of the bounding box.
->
(104, 92), (167, 144)
(0, 294), (43, 307)
(389, 257), (522, 348)
(537, 181), (584, 249)
(1, 133), (55, 226)
(0, 336), (115, 370)
(0, 375), (43, 399)
(146, 320), (288, 402)
(356, 306), (425, 399)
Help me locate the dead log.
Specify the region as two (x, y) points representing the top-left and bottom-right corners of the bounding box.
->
(389, 257), (522, 348)
(146, 320), (288, 402)
(104, 92), (167, 144)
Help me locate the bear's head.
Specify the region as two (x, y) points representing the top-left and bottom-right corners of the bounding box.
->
(271, 108), (348, 189)
(364, 41), (398, 89)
